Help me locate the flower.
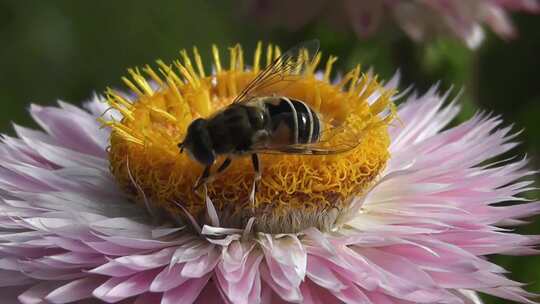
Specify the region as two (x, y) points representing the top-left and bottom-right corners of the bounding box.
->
(0, 42), (538, 304)
(248, 0), (540, 48)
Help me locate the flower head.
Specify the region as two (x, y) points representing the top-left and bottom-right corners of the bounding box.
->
(104, 43), (394, 234)
(0, 42), (538, 304)
(249, 0), (540, 48)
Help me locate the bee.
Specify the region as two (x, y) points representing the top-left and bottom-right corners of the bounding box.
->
(179, 40), (358, 189)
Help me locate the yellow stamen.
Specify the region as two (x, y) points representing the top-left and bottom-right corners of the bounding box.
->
(192, 47), (206, 78)
(121, 76), (144, 97)
(212, 44), (222, 73)
(266, 44), (273, 67)
(274, 46), (281, 60)
(324, 55), (338, 82)
(180, 49), (199, 82)
(128, 68), (154, 96)
(253, 41), (262, 72)
(143, 65), (164, 88)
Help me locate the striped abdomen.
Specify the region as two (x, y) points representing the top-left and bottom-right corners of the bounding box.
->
(265, 97), (321, 145)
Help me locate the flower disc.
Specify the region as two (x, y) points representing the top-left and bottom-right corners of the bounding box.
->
(106, 43), (395, 233)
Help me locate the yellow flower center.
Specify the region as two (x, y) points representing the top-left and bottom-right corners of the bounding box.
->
(103, 43), (395, 234)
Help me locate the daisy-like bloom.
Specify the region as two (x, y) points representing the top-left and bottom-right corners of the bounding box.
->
(0, 42), (539, 304)
(249, 0), (540, 48)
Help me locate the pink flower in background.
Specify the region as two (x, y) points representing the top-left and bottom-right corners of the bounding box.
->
(0, 42), (538, 304)
(248, 0), (539, 48)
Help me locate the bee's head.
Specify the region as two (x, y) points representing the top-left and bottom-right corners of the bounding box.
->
(178, 118), (215, 165)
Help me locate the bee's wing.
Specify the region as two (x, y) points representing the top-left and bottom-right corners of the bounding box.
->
(252, 121), (365, 156)
(232, 40), (320, 104)
(252, 144), (357, 156)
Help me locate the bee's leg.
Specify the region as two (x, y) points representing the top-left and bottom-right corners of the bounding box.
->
(249, 154), (261, 211)
(251, 154), (261, 181)
(194, 165), (212, 190)
(216, 157), (232, 174)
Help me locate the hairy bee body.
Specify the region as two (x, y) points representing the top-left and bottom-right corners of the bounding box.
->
(182, 96), (322, 166)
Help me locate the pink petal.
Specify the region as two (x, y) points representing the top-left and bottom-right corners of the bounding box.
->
(45, 277), (106, 304)
(162, 275), (211, 304)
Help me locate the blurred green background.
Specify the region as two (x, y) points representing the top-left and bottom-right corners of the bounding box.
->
(0, 1), (538, 303)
